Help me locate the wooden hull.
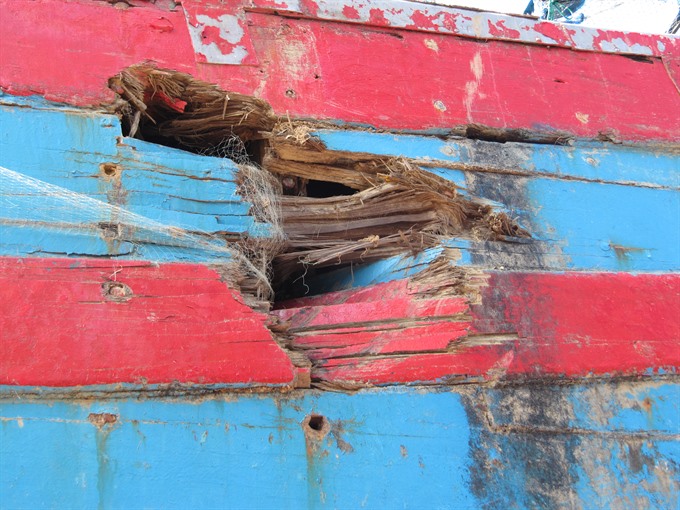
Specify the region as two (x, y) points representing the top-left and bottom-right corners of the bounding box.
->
(1, 1), (678, 508)
(1, 0), (679, 142)
(3, 381), (678, 509)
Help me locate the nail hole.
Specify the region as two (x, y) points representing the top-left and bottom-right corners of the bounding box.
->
(99, 162), (121, 177)
(302, 413), (330, 440)
(88, 412), (118, 429)
(285, 89), (296, 98)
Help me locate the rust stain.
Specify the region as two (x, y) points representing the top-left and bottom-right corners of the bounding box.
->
(88, 412), (118, 429)
(610, 242), (647, 261)
(330, 420), (355, 454)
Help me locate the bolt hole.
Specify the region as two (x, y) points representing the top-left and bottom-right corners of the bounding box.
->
(308, 414), (325, 431)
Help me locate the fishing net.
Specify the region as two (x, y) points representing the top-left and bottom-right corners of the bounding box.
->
(0, 163), (282, 308)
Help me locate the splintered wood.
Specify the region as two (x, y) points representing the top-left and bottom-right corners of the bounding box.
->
(269, 132), (529, 287)
(109, 65), (276, 150)
(110, 65), (529, 300)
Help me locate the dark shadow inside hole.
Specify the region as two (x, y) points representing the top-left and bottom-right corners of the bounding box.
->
(121, 108), (267, 167)
(305, 179), (356, 198)
(308, 414), (326, 431)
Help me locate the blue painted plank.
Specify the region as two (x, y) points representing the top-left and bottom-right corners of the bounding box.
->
(0, 225), (233, 262)
(0, 98), (272, 262)
(316, 130), (680, 189)
(303, 130), (679, 288)
(0, 98), (263, 219)
(527, 178), (680, 271)
(1, 381), (677, 509)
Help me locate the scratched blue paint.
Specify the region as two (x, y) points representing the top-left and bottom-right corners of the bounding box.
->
(2, 381), (678, 509)
(571, 440), (680, 510)
(527, 178), (680, 271)
(305, 129), (680, 289)
(567, 383), (680, 435)
(0, 389), (477, 510)
(0, 225), (232, 262)
(0, 97), (272, 262)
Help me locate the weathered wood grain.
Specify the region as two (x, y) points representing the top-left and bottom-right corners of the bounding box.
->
(276, 272), (680, 386)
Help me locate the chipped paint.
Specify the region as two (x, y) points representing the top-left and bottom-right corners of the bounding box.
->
(185, 13), (250, 64)
(1, 382), (677, 508)
(278, 0), (676, 57)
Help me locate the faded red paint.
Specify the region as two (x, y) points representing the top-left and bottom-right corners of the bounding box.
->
(534, 20), (570, 44)
(480, 273), (680, 378)
(149, 16), (174, 33)
(1, 0), (678, 142)
(0, 258), (299, 387)
(409, 10), (440, 31)
(277, 273), (680, 385)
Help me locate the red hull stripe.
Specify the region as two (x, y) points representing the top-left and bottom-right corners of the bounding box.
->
(3, 257), (677, 387)
(1, 0), (678, 141)
(0, 258), (300, 387)
(277, 272), (680, 385)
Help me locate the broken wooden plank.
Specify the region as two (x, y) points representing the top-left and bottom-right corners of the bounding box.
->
(0, 257), (307, 388)
(276, 270), (680, 386)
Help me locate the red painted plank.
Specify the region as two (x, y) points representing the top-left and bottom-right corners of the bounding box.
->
(477, 272), (680, 378)
(276, 288), (468, 329)
(295, 322), (470, 360)
(279, 273), (680, 385)
(1, 0), (678, 142)
(0, 257), (299, 387)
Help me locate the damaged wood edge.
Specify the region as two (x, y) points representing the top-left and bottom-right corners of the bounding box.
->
(104, 65), (534, 387)
(0, 383), (306, 402)
(308, 371), (680, 394)
(107, 64), (529, 297)
(2, 372), (677, 399)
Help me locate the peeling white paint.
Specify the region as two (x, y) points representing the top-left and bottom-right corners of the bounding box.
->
(600, 38), (654, 55)
(184, 12), (250, 64)
(298, 0), (669, 56)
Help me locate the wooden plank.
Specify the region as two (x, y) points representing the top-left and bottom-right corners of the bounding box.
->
(0, 99), (273, 262)
(277, 272), (680, 385)
(3, 99), (677, 273)
(1, 0), (678, 141)
(1, 381), (677, 509)
(0, 257), (302, 387)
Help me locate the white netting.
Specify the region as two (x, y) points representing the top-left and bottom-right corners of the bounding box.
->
(0, 164), (282, 304)
(198, 133), (252, 165)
